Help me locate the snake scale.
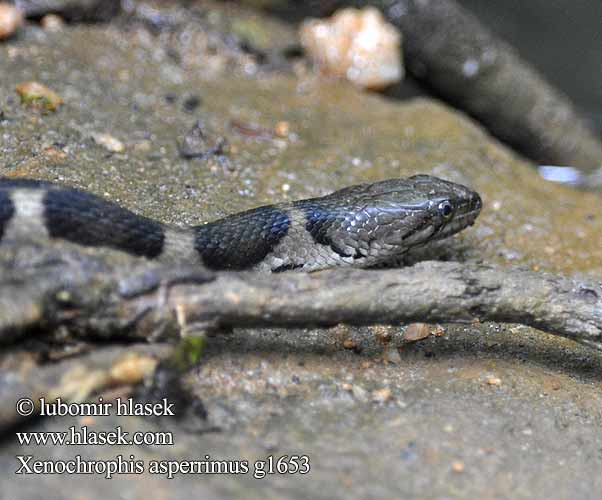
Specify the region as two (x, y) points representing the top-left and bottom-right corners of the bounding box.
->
(0, 175), (481, 272)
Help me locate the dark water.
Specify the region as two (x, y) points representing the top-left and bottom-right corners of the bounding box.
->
(457, 0), (602, 134)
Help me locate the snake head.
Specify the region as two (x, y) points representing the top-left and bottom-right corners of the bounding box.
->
(397, 174), (483, 244)
(301, 174), (482, 268)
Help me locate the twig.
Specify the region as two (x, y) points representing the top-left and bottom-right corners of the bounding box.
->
(1, 245), (601, 350)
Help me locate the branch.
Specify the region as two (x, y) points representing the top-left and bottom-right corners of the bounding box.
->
(1, 245), (601, 350)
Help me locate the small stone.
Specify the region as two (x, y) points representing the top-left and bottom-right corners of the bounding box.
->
(178, 120), (226, 160)
(451, 461), (465, 473)
(343, 338), (357, 350)
(383, 345), (402, 364)
(274, 121), (290, 138)
(351, 385), (369, 402)
(0, 3), (23, 40)
(15, 81), (63, 112)
(41, 14), (64, 31)
(403, 323), (431, 342)
(55, 290), (72, 303)
(372, 325), (393, 343)
(432, 325), (446, 337)
(41, 143), (66, 158)
(299, 7), (403, 90)
(92, 132), (125, 153)
(371, 387), (392, 403)
(230, 120), (283, 141)
(80, 415), (95, 426)
(341, 383), (353, 391)
(486, 376), (502, 386)
(133, 140), (152, 153)
(183, 94), (202, 113)
(109, 353), (158, 385)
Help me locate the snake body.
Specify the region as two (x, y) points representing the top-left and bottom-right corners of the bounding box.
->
(0, 175), (481, 272)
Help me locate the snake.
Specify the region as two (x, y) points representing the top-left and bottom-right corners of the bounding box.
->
(0, 175), (481, 272)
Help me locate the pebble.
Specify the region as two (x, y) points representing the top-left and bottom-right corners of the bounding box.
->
(372, 325), (393, 343)
(230, 119), (289, 141)
(432, 325), (446, 337)
(299, 7), (403, 90)
(15, 81), (63, 111)
(371, 387), (393, 403)
(133, 140), (152, 154)
(182, 94), (202, 113)
(383, 345), (402, 364)
(486, 376), (502, 386)
(109, 353), (157, 385)
(351, 385), (369, 402)
(0, 3), (23, 40)
(274, 121), (290, 138)
(178, 120), (226, 160)
(92, 132), (125, 153)
(403, 323), (431, 342)
(451, 461), (465, 473)
(41, 14), (64, 31)
(80, 416), (95, 426)
(343, 338), (357, 350)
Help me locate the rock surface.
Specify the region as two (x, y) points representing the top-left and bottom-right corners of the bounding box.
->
(1, 2), (602, 498)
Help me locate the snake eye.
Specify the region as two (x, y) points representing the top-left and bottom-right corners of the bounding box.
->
(438, 200), (454, 219)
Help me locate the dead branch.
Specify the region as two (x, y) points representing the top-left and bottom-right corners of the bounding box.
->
(1, 245), (601, 350)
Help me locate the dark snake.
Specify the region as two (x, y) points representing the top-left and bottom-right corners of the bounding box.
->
(0, 175), (482, 272)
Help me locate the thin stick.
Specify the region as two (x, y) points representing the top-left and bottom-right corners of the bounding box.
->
(1, 247), (601, 350)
